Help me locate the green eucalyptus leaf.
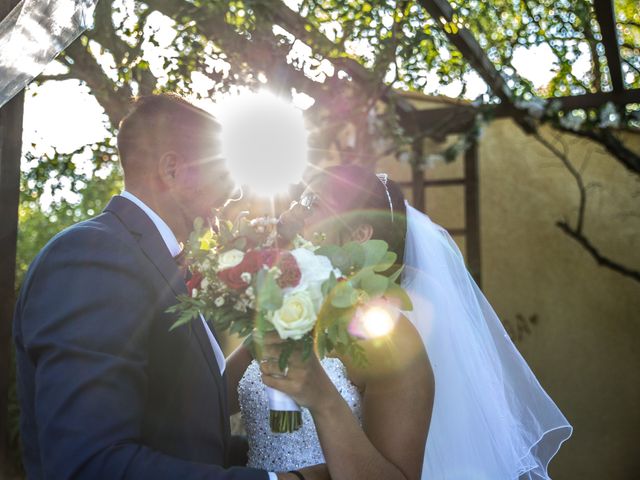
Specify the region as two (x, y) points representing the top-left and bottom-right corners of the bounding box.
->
(331, 281), (357, 308)
(388, 265), (404, 284)
(317, 245), (350, 272)
(321, 272), (338, 297)
(343, 242), (366, 270)
(373, 251), (397, 272)
(362, 239), (389, 267)
(256, 269), (283, 311)
(385, 284), (414, 311)
(361, 272), (389, 297)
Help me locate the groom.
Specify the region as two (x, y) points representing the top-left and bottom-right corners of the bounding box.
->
(13, 94), (303, 480)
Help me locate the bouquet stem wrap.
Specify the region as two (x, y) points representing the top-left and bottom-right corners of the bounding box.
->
(266, 386), (302, 433)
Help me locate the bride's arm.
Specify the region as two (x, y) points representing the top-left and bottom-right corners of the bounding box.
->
(225, 343), (253, 415)
(261, 317), (434, 480)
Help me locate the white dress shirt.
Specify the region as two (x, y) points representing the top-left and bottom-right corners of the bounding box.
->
(121, 192), (277, 480)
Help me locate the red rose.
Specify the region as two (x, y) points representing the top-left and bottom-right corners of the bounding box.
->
(258, 248), (280, 268)
(217, 267), (248, 290)
(186, 271), (204, 297)
(216, 250), (265, 290)
(239, 250), (264, 274)
(275, 251), (301, 288)
(217, 249), (301, 290)
(257, 249), (301, 289)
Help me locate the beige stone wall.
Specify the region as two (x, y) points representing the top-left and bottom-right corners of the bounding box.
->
(378, 120), (640, 480)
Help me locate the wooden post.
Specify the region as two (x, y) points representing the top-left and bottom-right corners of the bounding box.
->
(0, 0), (25, 463)
(464, 139), (482, 287)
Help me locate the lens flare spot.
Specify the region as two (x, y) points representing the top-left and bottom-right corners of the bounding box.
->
(359, 306), (397, 339)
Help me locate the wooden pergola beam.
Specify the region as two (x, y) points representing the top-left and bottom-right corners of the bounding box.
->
(0, 1), (23, 470)
(401, 88), (640, 137)
(593, 0), (625, 94)
(555, 87), (640, 110)
(416, 0), (515, 106)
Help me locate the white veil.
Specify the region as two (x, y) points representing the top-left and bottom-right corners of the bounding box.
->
(0, 0), (97, 108)
(401, 203), (572, 480)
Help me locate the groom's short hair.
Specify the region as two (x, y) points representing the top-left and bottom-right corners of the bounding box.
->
(117, 93), (221, 178)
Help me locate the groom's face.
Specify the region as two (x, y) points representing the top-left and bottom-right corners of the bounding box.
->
(169, 151), (234, 220)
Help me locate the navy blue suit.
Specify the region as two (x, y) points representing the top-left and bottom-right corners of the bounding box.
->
(13, 196), (267, 480)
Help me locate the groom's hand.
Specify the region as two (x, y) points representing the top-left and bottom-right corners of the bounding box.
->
(258, 333), (340, 415)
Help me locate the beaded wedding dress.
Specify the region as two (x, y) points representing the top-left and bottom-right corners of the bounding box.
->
(238, 357), (362, 471)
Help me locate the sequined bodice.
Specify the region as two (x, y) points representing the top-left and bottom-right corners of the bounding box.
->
(238, 357), (362, 471)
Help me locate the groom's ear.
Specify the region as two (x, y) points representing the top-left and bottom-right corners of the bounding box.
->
(158, 151), (181, 186)
(350, 224), (374, 243)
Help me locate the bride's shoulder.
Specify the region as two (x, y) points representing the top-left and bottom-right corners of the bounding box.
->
(337, 313), (429, 389)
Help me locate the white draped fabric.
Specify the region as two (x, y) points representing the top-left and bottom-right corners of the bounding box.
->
(402, 203), (572, 479)
(0, 0), (97, 108)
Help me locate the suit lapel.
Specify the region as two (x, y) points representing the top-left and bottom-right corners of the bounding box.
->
(105, 196), (186, 297)
(104, 196), (225, 387)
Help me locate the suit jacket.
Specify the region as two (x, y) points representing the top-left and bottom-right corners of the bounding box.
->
(13, 195), (267, 480)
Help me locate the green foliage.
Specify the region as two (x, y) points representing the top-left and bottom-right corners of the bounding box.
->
(315, 238), (412, 362)
(17, 139), (122, 287)
(255, 269), (284, 311)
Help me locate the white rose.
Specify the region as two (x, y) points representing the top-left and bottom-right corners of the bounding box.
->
(290, 248), (342, 309)
(218, 249), (244, 270)
(200, 277), (210, 292)
(271, 289), (317, 340)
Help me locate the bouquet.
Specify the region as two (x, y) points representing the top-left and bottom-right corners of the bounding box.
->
(168, 214), (412, 433)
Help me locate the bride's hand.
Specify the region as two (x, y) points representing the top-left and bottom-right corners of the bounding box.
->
(259, 332), (339, 413)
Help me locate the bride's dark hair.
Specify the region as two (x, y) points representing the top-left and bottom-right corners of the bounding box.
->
(313, 164), (408, 272)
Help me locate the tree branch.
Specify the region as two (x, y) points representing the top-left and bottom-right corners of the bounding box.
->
(36, 72), (75, 83)
(533, 132), (587, 231)
(556, 221), (640, 282)
(533, 131), (640, 284)
(62, 40), (131, 126)
(550, 124), (640, 175)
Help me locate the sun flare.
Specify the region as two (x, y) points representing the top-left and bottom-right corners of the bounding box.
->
(217, 90), (309, 198)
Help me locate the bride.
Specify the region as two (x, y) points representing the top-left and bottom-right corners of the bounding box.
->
(226, 164), (572, 480)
